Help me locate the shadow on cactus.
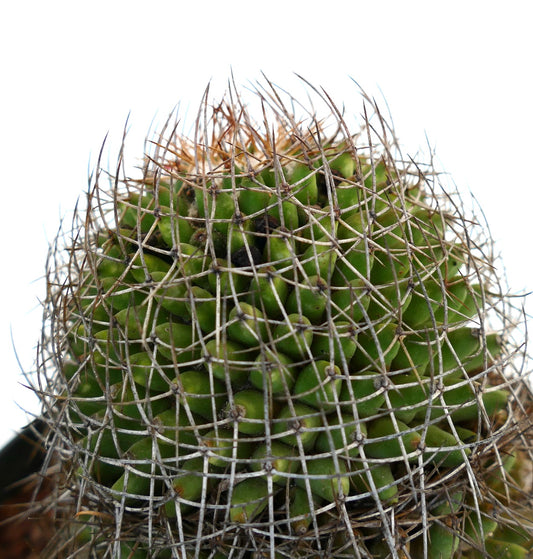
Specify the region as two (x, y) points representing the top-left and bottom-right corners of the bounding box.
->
(35, 78), (533, 558)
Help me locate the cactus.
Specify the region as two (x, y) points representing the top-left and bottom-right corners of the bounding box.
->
(36, 78), (533, 558)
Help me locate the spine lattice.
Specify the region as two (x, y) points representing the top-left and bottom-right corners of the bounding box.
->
(35, 80), (533, 559)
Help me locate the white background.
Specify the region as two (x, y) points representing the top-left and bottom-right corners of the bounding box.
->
(0, 1), (532, 447)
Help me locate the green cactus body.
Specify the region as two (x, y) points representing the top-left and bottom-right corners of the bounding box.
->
(229, 477), (270, 523)
(293, 360), (342, 409)
(41, 80), (531, 559)
(297, 456), (350, 503)
(287, 485), (318, 535)
(250, 441), (299, 484)
(350, 462), (398, 503)
(249, 348), (296, 394)
(272, 403), (322, 450)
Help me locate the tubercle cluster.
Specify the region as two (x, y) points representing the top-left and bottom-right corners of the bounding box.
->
(39, 84), (533, 559)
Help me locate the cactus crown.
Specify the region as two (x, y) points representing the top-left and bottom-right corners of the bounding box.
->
(36, 78), (533, 558)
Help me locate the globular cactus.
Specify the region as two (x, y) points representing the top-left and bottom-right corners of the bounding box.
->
(36, 79), (533, 558)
